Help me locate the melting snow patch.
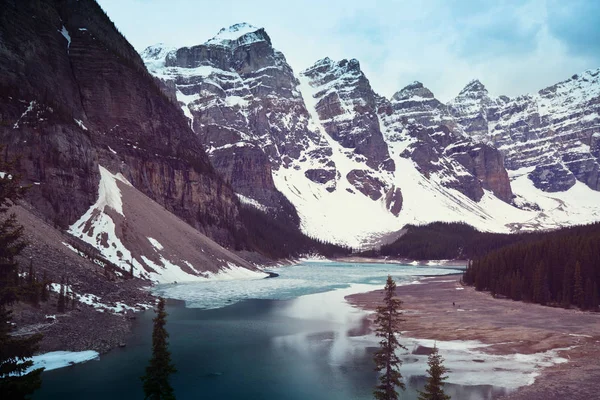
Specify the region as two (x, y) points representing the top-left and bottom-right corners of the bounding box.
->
(27, 351), (99, 373)
(148, 237), (164, 251)
(236, 193), (268, 212)
(74, 119), (88, 131)
(49, 283), (141, 314)
(13, 100), (35, 129)
(59, 26), (71, 50)
(398, 337), (570, 389)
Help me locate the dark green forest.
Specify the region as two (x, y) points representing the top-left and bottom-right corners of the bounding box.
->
(462, 223), (600, 310)
(362, 222), (544, 260)
(236, 204), (352, 259)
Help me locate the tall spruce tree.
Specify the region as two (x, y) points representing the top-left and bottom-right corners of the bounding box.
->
(418, 344), (451, 400)
(141, 298), (176, 400)
(0, 154), (43, 398)
(373, 275), (407, 400)
(573, 261), (585, 309)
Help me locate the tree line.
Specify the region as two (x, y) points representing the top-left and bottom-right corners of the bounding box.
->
(236, 203), (352, 259)
(362, 222), (559, 261)
(462, 223), (600, 310)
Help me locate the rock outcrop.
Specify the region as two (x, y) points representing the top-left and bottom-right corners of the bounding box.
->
(448, 71), (600, 193)
(142, 24), (329, 224)
(0, 0), (243, 245)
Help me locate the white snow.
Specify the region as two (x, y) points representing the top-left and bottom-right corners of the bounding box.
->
(13, 100), (35, 129)
(399, 337), (569, 389)
(235, 193), (268, 212)
(509, 174), (600, 228)
(68, 167), (267, 284)
(68, 166), (154, 281)
(26, 351), (99, 373)
(74, 119), (88, 131)
(153, 261), (462, 309)
(49, 282), (145, 313)
(59, 26), (71, 50)
(148, 237), (164, 251)
(205, 23), (263, 46)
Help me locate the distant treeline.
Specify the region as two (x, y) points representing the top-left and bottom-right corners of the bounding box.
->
(361, 222), (545, 260)
(463, 222), (600, 310)
(236, 204), (352, 259)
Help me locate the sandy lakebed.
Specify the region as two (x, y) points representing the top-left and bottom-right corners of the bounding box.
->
(346, 274), (600, 400)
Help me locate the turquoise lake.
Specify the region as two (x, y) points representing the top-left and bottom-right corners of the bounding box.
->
(34, 262), (514, 399)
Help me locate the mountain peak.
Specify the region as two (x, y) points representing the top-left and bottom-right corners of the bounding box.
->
(392, 81), (435, 101)
(140, 43), (175, 60)
(459, 79), (487, 95)
(205, 23), (269, 46)
(302, 57), (363, 78)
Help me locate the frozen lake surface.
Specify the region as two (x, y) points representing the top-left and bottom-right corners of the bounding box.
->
(34, 261), (560, 399)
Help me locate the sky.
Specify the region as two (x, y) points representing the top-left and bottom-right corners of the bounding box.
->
(97, 0), (600, 102)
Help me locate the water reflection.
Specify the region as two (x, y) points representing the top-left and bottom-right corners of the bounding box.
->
(35, 263), (514, 400)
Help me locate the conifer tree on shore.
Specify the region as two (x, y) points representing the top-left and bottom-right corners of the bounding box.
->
(373, 275), (406, 400)
(0, 154), (43, 398)
(141, 298), (176, 400)
(418, 343), (451, 400)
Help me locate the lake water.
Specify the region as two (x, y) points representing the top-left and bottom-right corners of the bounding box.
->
(34, 261), (515, 400)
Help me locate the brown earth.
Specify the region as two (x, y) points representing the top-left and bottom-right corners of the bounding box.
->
(9, 202), (154, 354)
(346, 275), (600, 400)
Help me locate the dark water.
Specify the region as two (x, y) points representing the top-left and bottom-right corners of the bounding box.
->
(34, 297), (511, 400)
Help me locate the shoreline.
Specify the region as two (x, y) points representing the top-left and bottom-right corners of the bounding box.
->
(346, 275), (600, 399)
(22, 257), (461, 359)
(333, 256), (468, 267)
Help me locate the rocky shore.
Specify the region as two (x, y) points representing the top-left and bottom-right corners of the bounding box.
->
(346, 275), (600, 400)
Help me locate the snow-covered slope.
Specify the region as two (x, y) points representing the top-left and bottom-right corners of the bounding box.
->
(449, 69), (600, 193)
(142, 24), (600, 247)
(69, 166), (267, 283)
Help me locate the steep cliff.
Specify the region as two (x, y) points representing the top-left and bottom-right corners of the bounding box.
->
(448, 71), (600, 193)
(0, 0), (243, 246)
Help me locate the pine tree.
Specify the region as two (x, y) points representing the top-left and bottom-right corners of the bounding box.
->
(141, 298), (176, 400)
(418, 344), (451, 400)
(0, 152), (43, 397)
(0, 307), (44, 398)
(584, 278), (594, 310)
(561, 262), (573, 307)
(573, 261), (585, 309)
(40, 272), (48, 302)
(593, 284), (599, 312)
(373, 275), (407, 400)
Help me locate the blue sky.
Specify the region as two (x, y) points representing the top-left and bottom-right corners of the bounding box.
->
(97, 0), (600, 101)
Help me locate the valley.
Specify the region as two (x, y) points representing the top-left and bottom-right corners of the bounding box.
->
(0, 1), (599, 399)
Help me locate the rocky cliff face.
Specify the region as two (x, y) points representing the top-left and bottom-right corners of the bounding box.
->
(300, 57), (393, 171)
(143, 26), (526, 246)
(448, 71), (600, 193)
(0, 0), (244, 248)
(142, 24), (329, 224)
(376, 82), (512, 203)
(5, 2), (594, 252)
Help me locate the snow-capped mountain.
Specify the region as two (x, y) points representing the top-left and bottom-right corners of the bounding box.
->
(448, 71), (600, 193)
(141, 23), (600, 247)
(0, 3), (276, 286)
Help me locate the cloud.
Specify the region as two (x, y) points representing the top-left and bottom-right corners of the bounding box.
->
(546, 0), (600, 57)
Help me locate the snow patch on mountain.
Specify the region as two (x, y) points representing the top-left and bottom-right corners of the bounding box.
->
(69, 166), (266, 283)
(205, 23), (265, 46)
(27, 351), (99, 373)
